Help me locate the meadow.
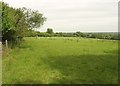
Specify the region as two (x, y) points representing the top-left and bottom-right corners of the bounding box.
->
(2, 37), (118, 84)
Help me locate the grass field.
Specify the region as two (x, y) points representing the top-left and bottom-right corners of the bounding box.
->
(2, 37), (118, 84)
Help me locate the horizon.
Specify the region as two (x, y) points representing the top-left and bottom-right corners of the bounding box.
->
(38, 30), (118, 33)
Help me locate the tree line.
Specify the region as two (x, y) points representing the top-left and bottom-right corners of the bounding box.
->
(26, 28), (120, 40)
(0, 2), (46, 45)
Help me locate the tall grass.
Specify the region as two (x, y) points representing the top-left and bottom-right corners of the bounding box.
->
(2, 37), (118, 84)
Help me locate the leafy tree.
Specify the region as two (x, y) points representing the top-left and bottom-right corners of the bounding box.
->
(22, 7), (46, 30)
(46, 28), (53, 34)
(1, 1), (46, 45)
(75, 32), (84, 37)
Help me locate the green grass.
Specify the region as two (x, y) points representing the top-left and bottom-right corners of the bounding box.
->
(2, 37), (118, 84)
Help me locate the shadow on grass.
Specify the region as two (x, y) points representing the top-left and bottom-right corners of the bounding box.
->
(3, 49), (118, 84)
(18, 44), (31, 49)
(41, 52), (118, 84)
(14, 80), (42, 84)
(2, 80), (43, 85)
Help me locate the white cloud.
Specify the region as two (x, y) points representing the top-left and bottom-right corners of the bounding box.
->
(2, 0), (119, 32)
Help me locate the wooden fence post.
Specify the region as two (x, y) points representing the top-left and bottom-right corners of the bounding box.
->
(5, 40), (8, 49)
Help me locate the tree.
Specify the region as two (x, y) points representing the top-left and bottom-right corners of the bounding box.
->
(22, 7), (46, 30)
(75, 31), (84, 37)
(1, 2), (29, 43)
(1, 1), (46, 45)
(46, 28), (53, 34)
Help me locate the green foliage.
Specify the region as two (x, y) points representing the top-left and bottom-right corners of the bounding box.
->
(26, 30), (119, 40)
(74, 32), (85, 37)
(46, 28), (54, 34)
(85, 33), (119, 40)
(2, 2), (27, 43)
(38, 32), (53, 37)
(22, 7), (46, 30)
(1, 1), (46, 45)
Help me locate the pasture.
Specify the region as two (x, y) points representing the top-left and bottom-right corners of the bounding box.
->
(2, 37), (118, 84)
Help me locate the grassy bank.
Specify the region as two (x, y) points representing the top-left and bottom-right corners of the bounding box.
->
(2, 37), (118, 84)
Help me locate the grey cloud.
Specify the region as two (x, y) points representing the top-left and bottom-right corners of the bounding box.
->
(3, 0), (118, 32)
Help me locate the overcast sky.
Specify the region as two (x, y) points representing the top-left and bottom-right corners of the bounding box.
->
(2, 0), (119, 32)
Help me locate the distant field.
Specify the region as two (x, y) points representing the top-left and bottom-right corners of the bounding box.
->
(2, 37), (118, 84)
